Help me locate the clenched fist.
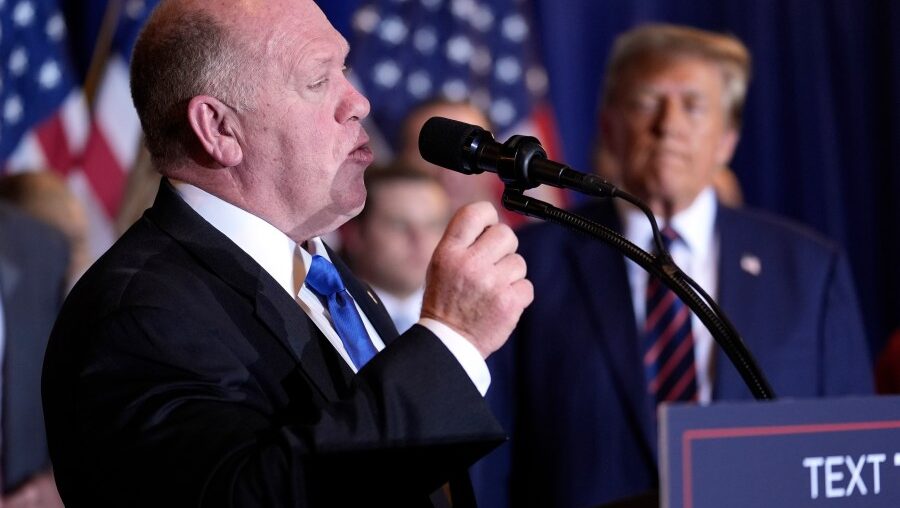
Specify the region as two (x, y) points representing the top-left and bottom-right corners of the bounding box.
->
(420, 202), (533, 358)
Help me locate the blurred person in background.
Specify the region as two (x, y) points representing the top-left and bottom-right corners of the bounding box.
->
(0, 202), (67, 508)
(398, 99), (500, 213)
(477, 23), (872, 508)
(399, 98), (567, 225)
(712, 166), (743, 207)
(597, 130), (744, 209)
(0, 172), (91, 288)
(341, 163), (451, 333)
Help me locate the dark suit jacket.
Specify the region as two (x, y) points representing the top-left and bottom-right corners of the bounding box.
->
(42, 181), (504, 507)
(473, 199), (872, 508)
(0, 203), (68, 494)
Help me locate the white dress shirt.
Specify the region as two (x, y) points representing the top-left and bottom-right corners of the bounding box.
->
(619, 186), (719, 404)
(370, 286), (424, 334)
(172, 181), (490, 395)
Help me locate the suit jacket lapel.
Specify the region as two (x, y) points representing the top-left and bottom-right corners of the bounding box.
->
(569, 202), (658, 460)
(0, 225), (15, 479)
(145, 180), (341, 401)
(712, 206), (760, 400)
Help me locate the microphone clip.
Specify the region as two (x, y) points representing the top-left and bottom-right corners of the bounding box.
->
(495, 135), (547, 191)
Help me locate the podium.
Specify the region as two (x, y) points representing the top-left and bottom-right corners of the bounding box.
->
(659, 396), (900, 507)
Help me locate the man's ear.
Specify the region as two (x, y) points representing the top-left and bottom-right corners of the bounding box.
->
(187, 95), (243, 167)
(716, 127), (740, 167)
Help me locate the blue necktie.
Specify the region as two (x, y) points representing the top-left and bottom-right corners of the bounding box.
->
(642, 226), (698, 405)
(305, 255), (378, 369)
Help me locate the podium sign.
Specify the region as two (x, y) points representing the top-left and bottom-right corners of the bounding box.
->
(659, 396), (900, 508)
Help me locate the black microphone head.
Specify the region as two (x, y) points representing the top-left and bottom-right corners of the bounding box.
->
(418, 116), (486, 174)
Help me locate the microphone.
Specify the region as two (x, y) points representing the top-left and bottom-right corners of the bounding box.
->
(418, 116), (616, 197)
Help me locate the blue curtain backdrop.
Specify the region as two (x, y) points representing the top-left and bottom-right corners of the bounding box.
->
(321, 0), (900, 358)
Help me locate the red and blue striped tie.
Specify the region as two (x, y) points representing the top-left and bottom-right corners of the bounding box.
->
(642, 227), (698, 405)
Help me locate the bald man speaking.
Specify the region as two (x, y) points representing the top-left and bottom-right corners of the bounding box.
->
(41, 1), (531, 506)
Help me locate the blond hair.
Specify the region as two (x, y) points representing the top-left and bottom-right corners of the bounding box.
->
(602, 23), (751, 129)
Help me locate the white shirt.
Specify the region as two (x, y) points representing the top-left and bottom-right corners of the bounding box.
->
(619, 186), (719, 404)
(172, 181), (490, 395)
(371, 286), (424, 334)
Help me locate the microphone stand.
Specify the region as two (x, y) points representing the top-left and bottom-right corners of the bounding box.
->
(502, 186), (776, 401)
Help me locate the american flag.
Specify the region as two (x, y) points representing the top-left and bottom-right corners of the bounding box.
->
(80, 0), (156, 230)
(2, 0), (156, 262)
(78, 0), (157, 257)
(349, 0), (565, 215)
(2, 0), (89, 212)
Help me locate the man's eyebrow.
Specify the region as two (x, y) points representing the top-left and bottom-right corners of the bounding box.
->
(311, 45), (348, 66)
(302, 52), (338, 72)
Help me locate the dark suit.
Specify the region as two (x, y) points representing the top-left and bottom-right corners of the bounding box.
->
(0, 203), (68, 494)
(42, 181), (504, 507)
(473, 199), (872, 508)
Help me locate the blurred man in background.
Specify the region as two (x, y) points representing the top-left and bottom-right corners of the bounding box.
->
(477, 23), (872, 508)
(341, 164), (451, 333)
(399, 98), (567, 226)
(0, 172), (91, 288)
(399, 99), (501, 213)
(0, 203), (67, 508)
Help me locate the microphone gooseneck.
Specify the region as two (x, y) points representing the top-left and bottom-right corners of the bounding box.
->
(418, 115), (776, 401)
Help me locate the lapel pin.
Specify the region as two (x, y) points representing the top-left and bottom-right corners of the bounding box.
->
(367, 288), (379, 305)
(740, 254), (762, 276)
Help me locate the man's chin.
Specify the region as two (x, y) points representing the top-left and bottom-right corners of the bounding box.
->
(339, 189), (367, 219)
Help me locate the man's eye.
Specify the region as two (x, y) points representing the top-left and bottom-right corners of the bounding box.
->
(686, 104), (706, 116)
(685, 100), (707, 115)
(308, 78), (328, 90)
(630, 96), (659, 112)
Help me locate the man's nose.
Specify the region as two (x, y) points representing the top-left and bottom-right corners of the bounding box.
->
(337, 78), (371, 123)
(652, 96), (687, 137)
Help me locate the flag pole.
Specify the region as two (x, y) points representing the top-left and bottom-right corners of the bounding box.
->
(84, 0), (123, 109)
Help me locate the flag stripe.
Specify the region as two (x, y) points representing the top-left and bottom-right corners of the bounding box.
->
(35, 114), (76, 174)
(82, 122), (127, 218)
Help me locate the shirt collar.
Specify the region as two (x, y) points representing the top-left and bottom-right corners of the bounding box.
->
(172, 180), (332, 297)
(618, 186), (718, 255)
(371, 285), (425, 313)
